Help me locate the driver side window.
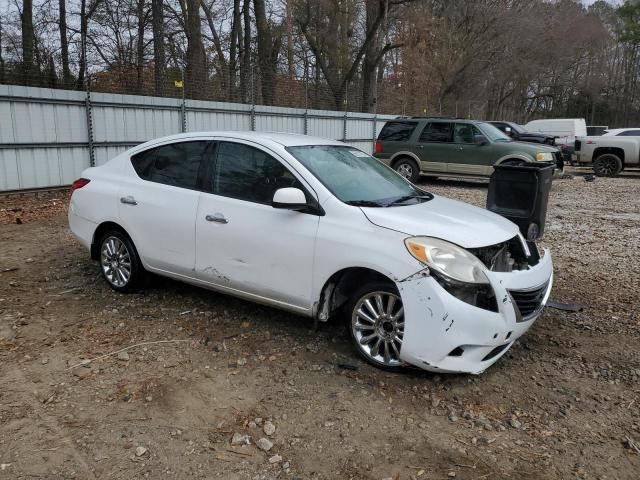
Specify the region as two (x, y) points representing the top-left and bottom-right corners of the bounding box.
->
(454, 123), (484, 144)
(212, 142), (303, 204)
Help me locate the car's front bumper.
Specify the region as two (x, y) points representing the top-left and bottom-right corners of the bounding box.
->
(396, 249), (553, 374)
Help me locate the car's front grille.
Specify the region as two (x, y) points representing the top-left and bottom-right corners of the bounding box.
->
(509, 281), (549, 320)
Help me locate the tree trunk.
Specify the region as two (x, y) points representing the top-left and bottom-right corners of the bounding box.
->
(0, 18), (5, 84)
(47, 56), (58, 87)
(185, 0), (206, 99)
(21, 0), (34, 85)
(136, 0), (145, 93)
(286, 0), (294, 79)
(240, 0), (251, 103)
(58, 0), (71, 88)
(253, 0), (280, 105)
(151, 0), (165, 96)
(77, 0), (87, 89)
(229, 0), (241, 100)
(361, 0), (381, 112)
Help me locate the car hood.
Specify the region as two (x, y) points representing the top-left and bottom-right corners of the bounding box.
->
(360, 195), (520, 248)
(508, 140), (558, 153)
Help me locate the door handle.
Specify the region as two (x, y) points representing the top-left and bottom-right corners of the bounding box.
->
(120, 195), (137, 205)
(205, 213), (228, 224)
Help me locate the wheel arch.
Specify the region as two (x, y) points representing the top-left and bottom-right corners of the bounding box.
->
(593, 147), (625, 164)
(90, 221), (135, 260)
(495, 153), (532, 165)
(389, 151), (421, 168)
(314, 266), (398, 322)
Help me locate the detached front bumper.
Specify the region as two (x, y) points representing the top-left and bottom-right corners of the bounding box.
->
(397, 249), (553, 374)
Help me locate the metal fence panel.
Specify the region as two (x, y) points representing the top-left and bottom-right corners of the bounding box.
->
(0, 85), (397, 192)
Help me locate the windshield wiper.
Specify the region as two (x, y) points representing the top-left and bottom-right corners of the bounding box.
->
(344, 200), (385, 207)
(384, 193), (433, 207)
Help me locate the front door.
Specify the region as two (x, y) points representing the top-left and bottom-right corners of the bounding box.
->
(194, 141), (320, 310)
(447, 123), (495, 176)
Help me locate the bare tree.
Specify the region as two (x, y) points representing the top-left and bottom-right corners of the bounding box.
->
(253, 0), (282, 105)
(151, 0), (165, 95)
(59, 0), (71, 87)
(21, 0), (34, 85)
(185, 0), (206, 98)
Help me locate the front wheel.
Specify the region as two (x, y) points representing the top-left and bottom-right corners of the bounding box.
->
(346, 282), (406, 372)
(593, 154), (622, 177)
(393, 158), (420, 183)
(99, 231), (145, 293)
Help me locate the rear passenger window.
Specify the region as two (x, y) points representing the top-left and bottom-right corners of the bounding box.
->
(130, 141), (208, 189)
(378, 122), (417, 141)
(617, 130), (640, 136)
(420, 122), (452, 142)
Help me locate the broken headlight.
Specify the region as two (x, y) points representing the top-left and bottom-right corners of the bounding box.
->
(404, 237), (497, 311)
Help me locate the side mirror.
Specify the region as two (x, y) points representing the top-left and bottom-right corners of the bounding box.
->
(505, 126), (512, 133)
(272, 187), (307, 211)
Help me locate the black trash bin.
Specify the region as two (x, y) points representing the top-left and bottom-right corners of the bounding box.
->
(486, 163), (554, 240)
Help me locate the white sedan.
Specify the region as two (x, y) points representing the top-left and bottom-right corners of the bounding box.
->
(69, 132), (553, 374)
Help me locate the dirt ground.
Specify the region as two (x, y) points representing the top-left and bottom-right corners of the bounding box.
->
(1, 168), (639, 480)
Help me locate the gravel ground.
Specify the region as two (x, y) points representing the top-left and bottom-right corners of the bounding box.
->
(0, 168), (639, 479)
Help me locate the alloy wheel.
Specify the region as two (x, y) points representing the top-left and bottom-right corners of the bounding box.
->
(595, 157), (618, 176)
(351, 291), (404, 367)
(101, 236), (132, 288)
(396, 163), (413, 179)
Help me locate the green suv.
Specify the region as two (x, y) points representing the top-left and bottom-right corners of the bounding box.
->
(374, 118), (560, 182)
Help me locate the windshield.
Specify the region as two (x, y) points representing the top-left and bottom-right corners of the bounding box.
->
(478, 122), (512, 142)
(510, 123), (526, 134)
(287, 145), (432, 207)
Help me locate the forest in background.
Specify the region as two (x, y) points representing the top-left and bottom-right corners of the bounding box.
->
(1, 0), (640, 125)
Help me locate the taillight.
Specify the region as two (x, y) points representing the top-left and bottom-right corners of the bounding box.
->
(71, 178), (90, 194)
(374, 141), (383, 154)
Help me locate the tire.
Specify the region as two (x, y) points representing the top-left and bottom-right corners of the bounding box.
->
(345, 281), (406, 372)
(98, 230), (145, 293)
(393, 158), (420, 183)
(593, 154), (622, 177)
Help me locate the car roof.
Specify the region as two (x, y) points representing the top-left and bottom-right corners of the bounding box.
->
(136, 131), (344, 149)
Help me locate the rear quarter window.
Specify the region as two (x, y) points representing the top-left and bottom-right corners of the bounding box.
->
(378, 121), (417, 141)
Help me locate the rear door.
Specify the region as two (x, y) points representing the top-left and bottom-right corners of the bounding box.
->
(447, 123), (495, 176)
(413, 121), (452, 174)
(118, 140), (211, 276)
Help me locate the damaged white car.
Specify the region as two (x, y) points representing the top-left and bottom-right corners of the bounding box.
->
(69, 132), (553, 374)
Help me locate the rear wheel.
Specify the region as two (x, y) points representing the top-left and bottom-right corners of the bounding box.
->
(393, 158), (420, 183)
(99, 230), (145, 293)
(593, 154), (622, 177)
(346, 281), (406, 372)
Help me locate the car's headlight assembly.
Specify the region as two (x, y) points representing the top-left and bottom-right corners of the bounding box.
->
(535, 152), (554, 161)
(405, 237), (489, 284)
(404, 237), (497, 312)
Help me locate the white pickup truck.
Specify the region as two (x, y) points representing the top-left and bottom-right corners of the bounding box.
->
(574, 129), (640, 176)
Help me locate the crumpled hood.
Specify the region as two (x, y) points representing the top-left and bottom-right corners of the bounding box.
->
(360, 195), (520, 248)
